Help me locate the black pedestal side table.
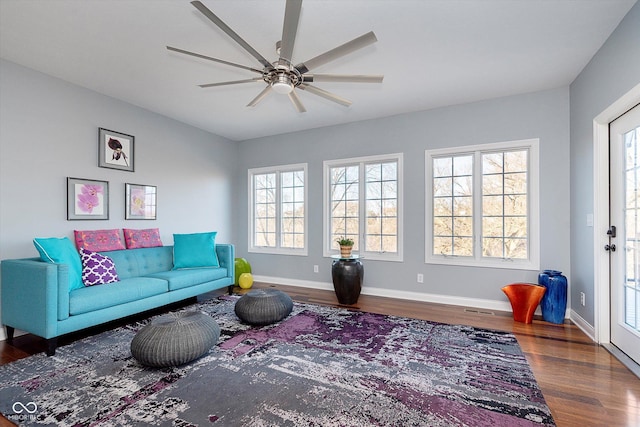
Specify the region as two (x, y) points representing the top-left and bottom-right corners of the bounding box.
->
(331, 255), (364, 305)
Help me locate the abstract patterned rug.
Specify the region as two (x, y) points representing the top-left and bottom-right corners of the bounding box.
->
(0, 296), (555, 426)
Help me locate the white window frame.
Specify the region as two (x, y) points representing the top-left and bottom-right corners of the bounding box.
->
(248, 163), (308, 256)
(425, 139), (540, 270)
(323, 153), (404, 262)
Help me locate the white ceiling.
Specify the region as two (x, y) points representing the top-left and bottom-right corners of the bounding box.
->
(0, 0), (636, 141)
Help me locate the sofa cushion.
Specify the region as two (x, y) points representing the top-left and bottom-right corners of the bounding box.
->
(123, 228), (163, 249)
(103, 246), (174, 279)
(33, 237), (83, 291)
(69, 277), (169, 315)
(148, 267), (229, 291)
(74, 229), (125, 252)
(172, 232), (219, 269)
(79, 248), (119, 286)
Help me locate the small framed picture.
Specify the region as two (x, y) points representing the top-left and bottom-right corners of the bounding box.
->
(98, 128), (134, 172)
(125, 183), (157, 220)
(67, 177), (109, 220)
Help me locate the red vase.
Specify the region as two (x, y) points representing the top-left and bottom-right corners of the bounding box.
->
(501, 283), (546, 324)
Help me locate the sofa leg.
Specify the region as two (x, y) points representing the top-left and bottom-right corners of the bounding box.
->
(5, 326), (15, 344)
(45, 338), (57, 356)
(228, 285), (234, 295)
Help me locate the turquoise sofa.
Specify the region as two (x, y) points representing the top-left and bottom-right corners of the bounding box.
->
(1, 244), (234, 356)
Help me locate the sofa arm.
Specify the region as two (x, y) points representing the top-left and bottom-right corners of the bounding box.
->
(215, 244), (235, 280)
(1, 259), (68, 338)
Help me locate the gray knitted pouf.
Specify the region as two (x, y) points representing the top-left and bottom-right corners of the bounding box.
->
(235, 289), (294, 326)
(131, 311), (220, 367)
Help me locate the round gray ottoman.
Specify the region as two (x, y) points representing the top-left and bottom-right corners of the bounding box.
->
(235, 289), (293, 326)
(131, 311), (220, 367)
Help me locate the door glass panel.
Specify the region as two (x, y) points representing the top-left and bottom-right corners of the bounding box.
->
(624, 124), (640, 333)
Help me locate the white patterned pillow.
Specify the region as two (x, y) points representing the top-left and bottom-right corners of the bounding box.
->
(79, 248), (119, 286)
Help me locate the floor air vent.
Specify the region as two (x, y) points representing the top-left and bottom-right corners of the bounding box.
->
(464, 308), (495, 316)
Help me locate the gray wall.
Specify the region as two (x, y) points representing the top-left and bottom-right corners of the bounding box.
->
(570, 2), (640, 326)
(236, 87), (570, 306)
(0, 59), (238, 337)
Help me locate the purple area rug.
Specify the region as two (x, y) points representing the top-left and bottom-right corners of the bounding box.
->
(0, 296), (555, 426)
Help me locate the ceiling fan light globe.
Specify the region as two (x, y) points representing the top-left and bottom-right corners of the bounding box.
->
(272, 80), (293, 94)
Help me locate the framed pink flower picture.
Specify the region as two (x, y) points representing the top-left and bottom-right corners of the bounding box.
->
(67, 177), (109, 220)
(125, 183), (157, 220)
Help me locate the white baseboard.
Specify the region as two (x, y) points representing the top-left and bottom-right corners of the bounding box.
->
(254, 274), (514, 313)
(569, 309), (596, 341)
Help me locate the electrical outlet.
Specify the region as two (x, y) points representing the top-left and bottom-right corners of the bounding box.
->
(417, 273), (424, 283)
(313, 265), (319, 273)
(580, 292), (586, 306)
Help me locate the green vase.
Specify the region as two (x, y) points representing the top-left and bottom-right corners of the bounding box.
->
(234, 258), (252, 284)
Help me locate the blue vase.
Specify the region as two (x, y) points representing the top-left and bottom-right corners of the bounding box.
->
(538, 270), (568, 324)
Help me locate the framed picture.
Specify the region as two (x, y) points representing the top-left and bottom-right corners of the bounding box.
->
(98, 128), (134, 172)
(67, 177), (109, 220)
(125, 183), (157, 220)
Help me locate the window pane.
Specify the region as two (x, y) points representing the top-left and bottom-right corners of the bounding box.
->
(431, 155), (473, 257)
(434, 236), (453, 255)
(251, 167), (306, 252)
(483, 175), (503, 195)
(453, 176), (472, 196)
(453, 217), (472, 236)
(483, 153), (503, 174)
(504, 151), (527, 172)
(433, 157), (452, 177)
(280, 169), (305, 249)
(504, 194), (527, 215)
(454, 156), (473, 175)
(434, 216), (453, 236)
(453, 237), (473, 256)
(434, 177), (452, 197)
(483, 195), (503, 215)
(366, 161), (397, 254)
(481, 149), (529, 260)
(254, 173), (276, 248)
(453, 196), (472, 216)
(330, 165), (359, 250)
(504, 172), (527, 194)
(434, 197), (452, 216)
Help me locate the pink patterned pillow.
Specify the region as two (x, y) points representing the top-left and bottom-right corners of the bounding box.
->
(74, 229), (125, 252)
(123, 228), (163, 249)
(79, 248), (119, 286)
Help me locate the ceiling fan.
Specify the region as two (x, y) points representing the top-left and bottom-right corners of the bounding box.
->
(167, 0), (383, 113)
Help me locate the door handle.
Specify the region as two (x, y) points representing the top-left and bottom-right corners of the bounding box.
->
(605, 244), (617, 252)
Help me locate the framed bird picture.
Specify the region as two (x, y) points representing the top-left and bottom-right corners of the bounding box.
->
(98, 128), (134, 172)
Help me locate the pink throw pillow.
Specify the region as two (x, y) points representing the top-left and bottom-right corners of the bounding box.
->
(74, 229), (125, 252)
(79, 248), (119, 286)
(123, 228), (163, 249)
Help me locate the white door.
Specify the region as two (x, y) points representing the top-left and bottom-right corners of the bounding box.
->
(610, 103), (640, 364)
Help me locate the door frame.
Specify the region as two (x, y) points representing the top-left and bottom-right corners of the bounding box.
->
(594, 82), (640, 345)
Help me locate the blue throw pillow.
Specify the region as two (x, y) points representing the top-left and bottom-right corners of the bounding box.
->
(33, 237), (83, 291)
(172, 232), (219, 270)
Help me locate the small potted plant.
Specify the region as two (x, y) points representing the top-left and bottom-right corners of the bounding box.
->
(336, 237), (355, 258)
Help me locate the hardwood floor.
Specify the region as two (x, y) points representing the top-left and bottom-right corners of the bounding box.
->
(1, 282), (639, 426)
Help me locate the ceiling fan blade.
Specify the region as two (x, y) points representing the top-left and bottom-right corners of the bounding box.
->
(288, 90), (307, 113)
(295, 31), (378, 74)
(279, 0), (303, 63)
(298, 84), (352, 107)
(199, 78), (264, 88)
(247, 85), (273, 107)
(302, 74), (384, 83)
(167, 46), (263, 74)
(191, 1), (273, 70)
